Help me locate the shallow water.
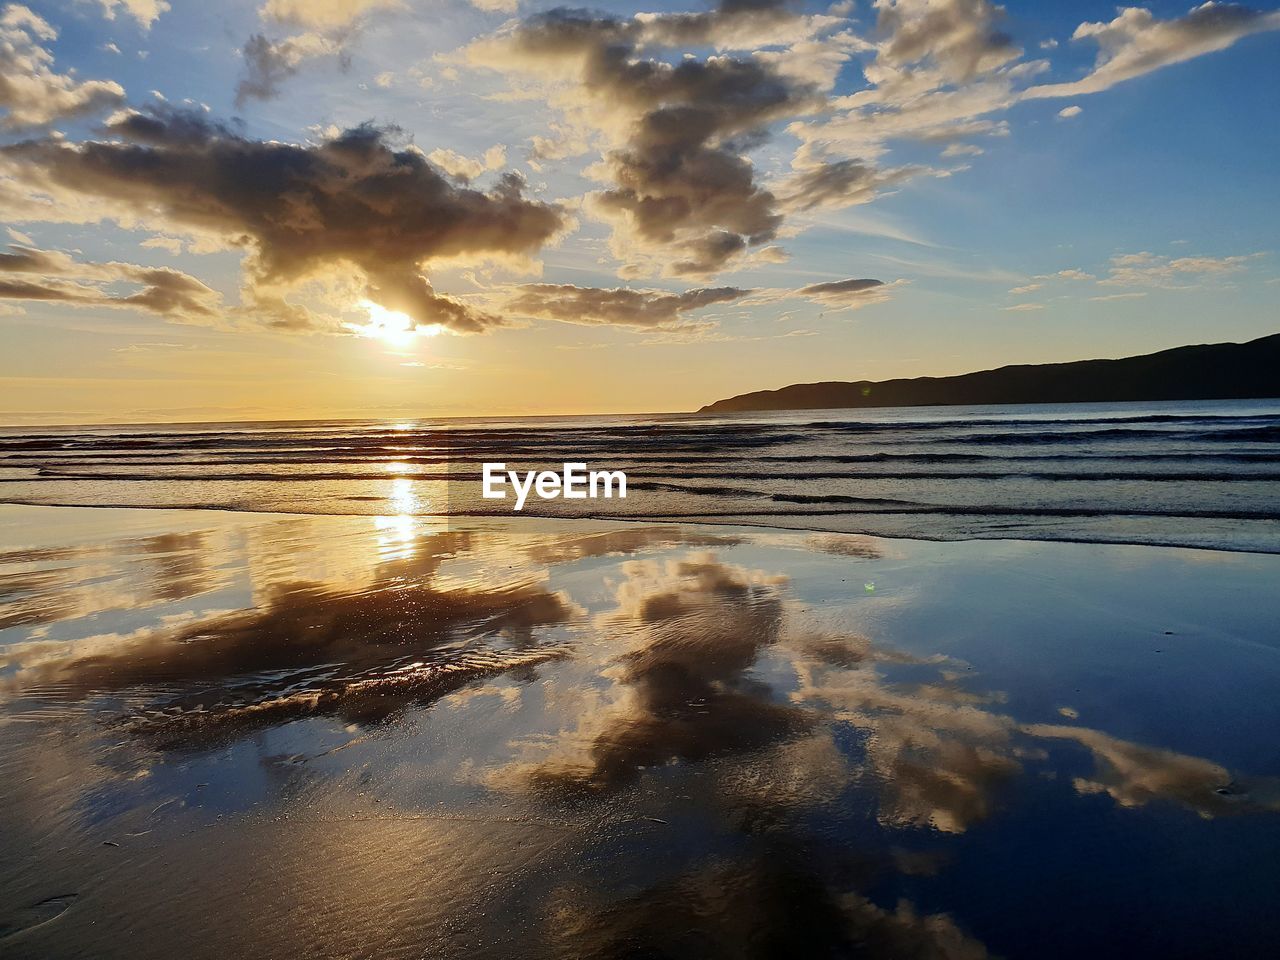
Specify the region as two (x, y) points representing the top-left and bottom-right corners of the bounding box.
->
(2, 504), (1279, 958)
(3, 399), (1280, 552)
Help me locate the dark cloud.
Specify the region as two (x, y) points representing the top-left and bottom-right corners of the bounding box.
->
(748, 275), (895, 311)
(105, 103), (241, 146)
(473, 6), (821, 276)
(0, 112), (567, 332)
(780, 159), (926, 213)
(798, 277), (884, 297)
(505, 553), (808, 799)
(507, 283), (749, 329)
(236, 31), (346, 107)
(0, 244), (220, 319)
(0, 245), (66, 273)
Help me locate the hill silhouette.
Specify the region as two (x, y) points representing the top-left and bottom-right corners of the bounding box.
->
(697, 333), (1280, 414)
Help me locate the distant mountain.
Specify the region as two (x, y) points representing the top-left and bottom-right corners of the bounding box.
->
(696, 333), (1280, 414)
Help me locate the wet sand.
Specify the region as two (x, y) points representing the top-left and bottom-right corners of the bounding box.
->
(2, 504), (1279, 958)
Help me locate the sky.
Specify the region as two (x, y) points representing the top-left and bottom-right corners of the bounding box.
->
(0, 0), (1277, 424)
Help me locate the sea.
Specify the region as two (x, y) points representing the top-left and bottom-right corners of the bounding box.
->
(4, 399), (1280, 957)
(3, 398), (1278, 552)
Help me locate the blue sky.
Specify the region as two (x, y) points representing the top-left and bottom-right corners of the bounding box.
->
(1, 0), (1278, 422)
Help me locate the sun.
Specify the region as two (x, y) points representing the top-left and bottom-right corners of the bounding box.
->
(356, 300), (442, 347)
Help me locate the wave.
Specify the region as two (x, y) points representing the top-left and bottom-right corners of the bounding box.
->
(3, 404), (1278, 553)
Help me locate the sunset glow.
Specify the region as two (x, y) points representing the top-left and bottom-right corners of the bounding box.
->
(355, 301), (443, 349)
(0, 0), (1275, 427)
(1, 2), (1278, 953)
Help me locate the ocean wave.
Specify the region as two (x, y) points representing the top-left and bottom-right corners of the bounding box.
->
(3, 404), (1278, 553)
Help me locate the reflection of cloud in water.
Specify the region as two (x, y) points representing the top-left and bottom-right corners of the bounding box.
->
(1, 530), (580, 749)
(497, 547), (1025, 835)
(521, 526), (742, 565)
(805, 533), (885, 559)
(502, 553), (808, 798)
(1025, 723), (1280, 817)
(793, 658), (1020, 834)
(0, 529), (228, 630)
(546, 853), (989, 960)
(497, 549), (1280, 835)
(0, 567), (78, 629)
(3, 512), (1280, 958)
(132, 531), (222, 603)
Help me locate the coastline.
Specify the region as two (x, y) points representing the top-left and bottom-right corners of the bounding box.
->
(2, 498), (1278, 556)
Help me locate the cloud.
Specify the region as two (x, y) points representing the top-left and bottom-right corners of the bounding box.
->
(777, 0), (1031, 212)
(458, 0), (1276, 286)
(755, 30), (872, 92)
(780, 1), (1279, 233)
(1089, 291), (1148, 302)
(140, 235), (185, 254)
(94, 0), (170, 30)
(873, 0), (1021, 84)
(1001, 302), (1044, 311)
(1101, 250), (1263, 286)
(427, 144), (507, 182)
(636, 0), (838, 52)
(794, 276), (891, 308)
(0, 243), (220, 320)
(0, 5), (126, 127)
(1024, 3), (1280, 100)
(506, 283), (749, 329)
(743, 276), (898, 312)
(0, 110), (568, 333)
(259, 0), (403, 29)
(779, 159), (930, 214)
(238, 0), (406, 104)
(236, 31), (343, 106)
(467, 4), (824, 277)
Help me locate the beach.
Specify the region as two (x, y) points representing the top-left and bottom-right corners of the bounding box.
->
(3, 503), (1279, 959)
(3, 0), (1278, 954)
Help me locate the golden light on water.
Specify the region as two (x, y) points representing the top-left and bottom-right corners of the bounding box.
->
(374, 477), (423, 560)
(389, 476), (419, 514)
(356, 300), (444, 348)
(373, 512), (417, 559)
